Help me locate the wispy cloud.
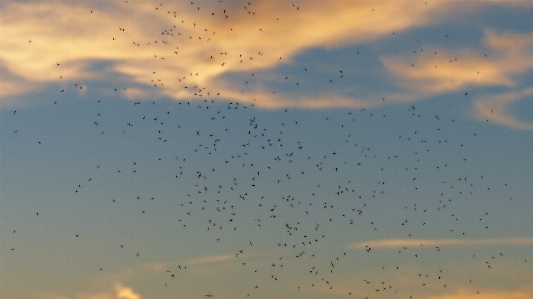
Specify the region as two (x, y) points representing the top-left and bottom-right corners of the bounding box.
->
(185, 253), (234, 265)
(428, 289), (533, 299)
(349, 237), (533, 249)
(384, 30), (533, 94)
(383, 29), (533, 129)
(382, 49), (514, 94)
(473, 87), (533, 130)
(27, 282), (142, 299)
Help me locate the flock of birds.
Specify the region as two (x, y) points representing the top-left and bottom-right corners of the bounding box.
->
(4, 1), (532, 299)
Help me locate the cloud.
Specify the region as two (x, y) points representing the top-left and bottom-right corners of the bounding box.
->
(27, 282), (142, 299)
(185, 254), (234, 265)
(114, 283), (141, 299)
(121, 87), (150, 100)
(2, 0), (532, 121)
(383, 30), (533, 94)
(73, 283), (142, 299)
(473, 87), (533, 130)
(383, 29), (533, 129)
(382, 49), (514, 94)
(428, 289), (533, 299)
(484, 30), (533, 74)
(349, 237), (533, 249)
(0, 0), (479, 108)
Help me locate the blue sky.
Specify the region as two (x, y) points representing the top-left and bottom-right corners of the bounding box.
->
(1, 1), (533, 299)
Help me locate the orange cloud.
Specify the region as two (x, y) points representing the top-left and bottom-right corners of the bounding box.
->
(26, 282), (142, 299)
(383, 30), (533, 94)
(473, 87), (533, 130)
(428, 289), (533, 299)
(185, 254), (234, 265)
(114, 283), (141, 299)
(383, 29), (533, 129)
(483, 30), (533, 78)
(349, 237), (533, 249)
(0, 0), (469, 107)
(383, 50), (514, 93)
(2, 0), (532, 119)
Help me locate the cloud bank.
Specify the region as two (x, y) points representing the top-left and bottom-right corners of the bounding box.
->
(1, 1), (532, 128)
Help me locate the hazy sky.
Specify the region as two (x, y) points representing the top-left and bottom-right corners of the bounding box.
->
(1, 1), (533, 299)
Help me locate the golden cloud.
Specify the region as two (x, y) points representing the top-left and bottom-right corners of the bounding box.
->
(0, 0), (463, 107)
(383, 50), (514, 93)
(383, 29), (533, 129)
(26, 283), (142, 299)
(349, 237), (533, 249)
(473, 87), (533, 130)
(484, 30), (533, 76)
(383, 30), (533, 94)
(428, 289), (533, 299)
(114, 283), (141, 299)
(185, 254), (234, 265)
(1, 0), (532, 126)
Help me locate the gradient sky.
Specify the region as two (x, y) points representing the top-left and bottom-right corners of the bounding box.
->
(1, 1), (533, 299)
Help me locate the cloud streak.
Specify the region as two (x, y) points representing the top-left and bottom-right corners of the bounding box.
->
(185, 254), (234, 265)
(349, 237), (533, 249)
(27, 282), (142, 299)
(384, 30), (533, 93)
(383, 29), (533, 129)
(428, 289), (533, 299)
(473, 87), (533, 130)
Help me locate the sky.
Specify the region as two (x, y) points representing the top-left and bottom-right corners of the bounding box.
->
(1, 1), (533, 299)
